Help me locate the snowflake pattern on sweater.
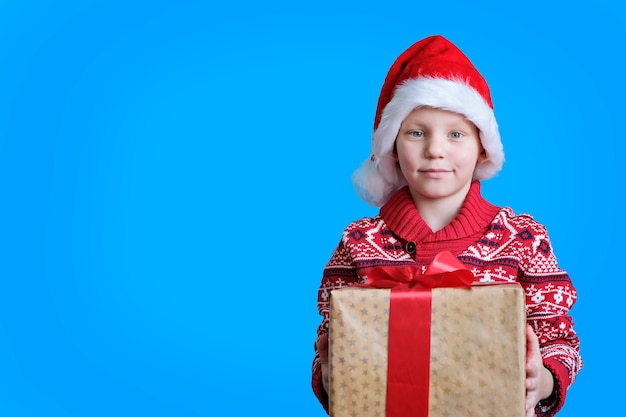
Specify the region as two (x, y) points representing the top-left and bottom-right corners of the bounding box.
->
(312, 183), (582, 417)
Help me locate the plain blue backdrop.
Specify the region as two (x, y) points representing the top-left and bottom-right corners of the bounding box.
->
(0, 0), (622, 415)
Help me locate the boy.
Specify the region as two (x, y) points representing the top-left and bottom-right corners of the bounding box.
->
(312, 35), (581, 417)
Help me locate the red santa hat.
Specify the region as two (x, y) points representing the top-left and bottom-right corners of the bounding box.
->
(352, 35), (504, 206)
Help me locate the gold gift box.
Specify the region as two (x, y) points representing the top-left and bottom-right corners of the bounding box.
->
(329, 283), (526, 417)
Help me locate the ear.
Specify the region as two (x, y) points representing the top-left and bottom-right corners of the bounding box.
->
(477, 148), (487, 164)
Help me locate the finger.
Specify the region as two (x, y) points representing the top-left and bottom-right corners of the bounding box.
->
(321, 363), (330, 393)
(526, 358), (536, 377)
(525, 325), (540, 369)
(525, 393), (538, 417)
(526, 395), (536, 412)
(317, 334), (329, 363)
(526, 325), (539, 353)
(317, 333), (329, 353)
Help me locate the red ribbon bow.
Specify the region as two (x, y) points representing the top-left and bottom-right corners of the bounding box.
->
(364, 250), (474, 417)
(365, 249), (474, 290)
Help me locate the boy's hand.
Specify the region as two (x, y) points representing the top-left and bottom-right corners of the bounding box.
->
(316, 333), (330, 393)
(525, 325), (554, 417)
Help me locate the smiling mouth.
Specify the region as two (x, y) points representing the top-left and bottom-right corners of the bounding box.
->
(419, 169), (451, 178)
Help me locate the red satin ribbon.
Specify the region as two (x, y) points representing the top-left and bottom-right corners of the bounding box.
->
(364, 251), (473, 417)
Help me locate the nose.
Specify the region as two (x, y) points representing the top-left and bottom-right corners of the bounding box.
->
(424, 135), (447, 159)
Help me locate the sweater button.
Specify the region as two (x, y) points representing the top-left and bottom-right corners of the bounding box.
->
(406, 241), (416, 254)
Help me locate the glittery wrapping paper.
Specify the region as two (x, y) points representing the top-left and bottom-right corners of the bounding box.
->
(329, 284), (526, 417)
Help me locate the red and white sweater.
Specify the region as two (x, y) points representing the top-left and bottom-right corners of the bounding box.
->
(312, 181), (582, 416)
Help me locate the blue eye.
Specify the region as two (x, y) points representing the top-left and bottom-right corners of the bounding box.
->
(410, 131), (424, 138)
(450, 131), (463, 139)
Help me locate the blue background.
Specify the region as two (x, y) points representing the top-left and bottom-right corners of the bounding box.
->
(0, 0), (622, 415)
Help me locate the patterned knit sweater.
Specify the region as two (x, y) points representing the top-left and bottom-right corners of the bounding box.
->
(312, 181), (582, 417)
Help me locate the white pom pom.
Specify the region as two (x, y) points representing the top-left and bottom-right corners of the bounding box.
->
(351, 159), (396, 207)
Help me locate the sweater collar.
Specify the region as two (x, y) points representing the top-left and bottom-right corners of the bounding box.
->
(379, 181), (500, 243)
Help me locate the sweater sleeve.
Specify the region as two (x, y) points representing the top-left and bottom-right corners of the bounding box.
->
(312, 238), (360, 414)
(518, 223), (583, 417)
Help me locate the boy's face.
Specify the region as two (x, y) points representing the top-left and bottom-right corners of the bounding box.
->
(394, 106), (485, 205)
